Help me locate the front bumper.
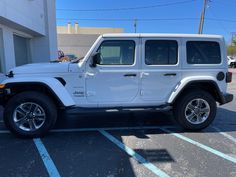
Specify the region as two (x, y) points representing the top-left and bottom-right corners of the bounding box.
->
(220, 93), (234, 105)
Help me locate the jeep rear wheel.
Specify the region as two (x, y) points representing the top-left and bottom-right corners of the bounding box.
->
(3, 91), (57, 138)
(174, 90), (216, 130)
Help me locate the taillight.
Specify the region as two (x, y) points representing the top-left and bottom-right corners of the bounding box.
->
(226, 72), (232, 83)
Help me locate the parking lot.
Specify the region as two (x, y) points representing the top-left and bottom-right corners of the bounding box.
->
(0, 70), (235, 177)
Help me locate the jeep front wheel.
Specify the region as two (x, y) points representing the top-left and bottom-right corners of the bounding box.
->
(174, 90), (216, 130)
(3, 91), (57, 138)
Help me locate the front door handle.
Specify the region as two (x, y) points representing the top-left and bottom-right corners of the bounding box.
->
(124, 73), (137, 77)
(163, 73), (176, 76)
(85, 72), (95, 78)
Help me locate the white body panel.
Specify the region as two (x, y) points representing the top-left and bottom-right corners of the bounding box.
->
(1, 33), (229, 108)
(2, 77), (75, 107)
(85, 38), (140, 106)
(168, 75), (218, 103)
(140, 38), (182, 102)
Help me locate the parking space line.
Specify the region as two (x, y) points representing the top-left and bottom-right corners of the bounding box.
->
(159, 127), (236, 164)
(99, 129), (170, 177)
(0, 130), (9, 133)
(0, 126), (177, 134)
(33, 138), (61, 177)
(51, 125), (177, 133)
(212, 126), (236, 144)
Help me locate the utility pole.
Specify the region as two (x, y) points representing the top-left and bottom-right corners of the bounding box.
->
(231, 32), (236, 46)
(134, 19), (137, 33)
(198, 0), (207, 34)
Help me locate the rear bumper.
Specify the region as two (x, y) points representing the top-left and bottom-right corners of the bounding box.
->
(220, 93), (233, 105)
(0, 89), (5, 105)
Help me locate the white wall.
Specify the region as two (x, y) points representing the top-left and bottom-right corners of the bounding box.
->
(0, 26), (16, 73)
(0, 0), (45, 35)
(31, 0), (58, 62)
(0, 0), (58, 79)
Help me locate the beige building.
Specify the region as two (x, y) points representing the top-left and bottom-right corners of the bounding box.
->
(57, 23), (124, 58)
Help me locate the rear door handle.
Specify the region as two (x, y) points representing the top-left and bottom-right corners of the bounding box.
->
(124, 73), (137, 77)
(163, 73), (176, 76)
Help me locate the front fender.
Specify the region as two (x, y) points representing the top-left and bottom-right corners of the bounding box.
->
(1, 77), (75, 107)
(167, 76), (218, 104)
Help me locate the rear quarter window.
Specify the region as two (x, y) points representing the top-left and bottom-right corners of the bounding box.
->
(187, 41), (221, 64)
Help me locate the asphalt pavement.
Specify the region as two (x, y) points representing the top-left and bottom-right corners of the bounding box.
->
(0, 70), (235, 177)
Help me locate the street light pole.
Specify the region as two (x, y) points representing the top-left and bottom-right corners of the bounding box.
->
(198, 0), (207, 34)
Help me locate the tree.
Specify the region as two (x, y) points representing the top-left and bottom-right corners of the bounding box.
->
(227, 45), (236, 57)
(232, 40), (236, 46)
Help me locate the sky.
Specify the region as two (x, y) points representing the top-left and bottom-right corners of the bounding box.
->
(56, 0), (236, 43)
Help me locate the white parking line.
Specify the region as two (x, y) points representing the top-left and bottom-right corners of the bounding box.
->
(99, 129), (170, 177)
(0, 130), (9, 133)
(212, 126), (236, 144)
(159, 127), (236, 164)
(33, 138), (61, 177)
(0, 126), (177, 134)
(51, 125), (176, 133)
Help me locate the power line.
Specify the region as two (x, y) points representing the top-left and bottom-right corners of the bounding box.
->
(56, 0), (197, 12)
(57, 18), (198, 21)
(56, 17), (236, 23)
(213, 0), (236, 6)
(208, 7), (230, 34)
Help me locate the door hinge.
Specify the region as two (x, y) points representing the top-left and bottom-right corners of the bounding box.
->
(140, 90), (144, 96)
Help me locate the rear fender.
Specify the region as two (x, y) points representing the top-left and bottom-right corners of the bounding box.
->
(168, 76), (218, 104)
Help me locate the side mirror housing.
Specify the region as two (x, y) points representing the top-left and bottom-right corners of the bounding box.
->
(90, 52), (101, 67)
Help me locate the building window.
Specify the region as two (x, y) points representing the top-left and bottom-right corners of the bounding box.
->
(145, 40), (178, 65)
(13, 34), (31, 66)
(97, 40), (135, 65)
(187, 41), (221, 64)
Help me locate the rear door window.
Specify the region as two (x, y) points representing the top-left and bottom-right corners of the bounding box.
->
(187, 41), (221, 64)
(145, 40), (178, 65)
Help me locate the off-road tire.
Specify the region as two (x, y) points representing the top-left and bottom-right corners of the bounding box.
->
(3, 91), (57, 138)
(174, 90), (216, 131)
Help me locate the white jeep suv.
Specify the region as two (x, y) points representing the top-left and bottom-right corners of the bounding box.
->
(0, 33), (233, 138)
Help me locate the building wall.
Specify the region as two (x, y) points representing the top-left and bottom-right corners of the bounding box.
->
(57, 23), (123, 58)
(30, 0), (58, 62)
(58, 34), (100, 58)
(57, 24), (123, 35)
(0, 0), (45, 35)
(0, 0), (57, 80)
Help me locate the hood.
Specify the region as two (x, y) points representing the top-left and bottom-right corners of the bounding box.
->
(11, 62), (70, 75)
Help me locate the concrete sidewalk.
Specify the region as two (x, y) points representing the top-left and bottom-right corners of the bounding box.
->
(229, 68), (236, 73)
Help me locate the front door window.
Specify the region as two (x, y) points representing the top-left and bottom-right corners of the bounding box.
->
(97, 40), (135, 65)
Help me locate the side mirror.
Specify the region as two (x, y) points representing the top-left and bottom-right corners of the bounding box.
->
(90, 52), (101, 67)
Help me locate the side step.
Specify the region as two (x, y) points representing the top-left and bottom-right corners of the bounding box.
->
(65, 104), (172, 114)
